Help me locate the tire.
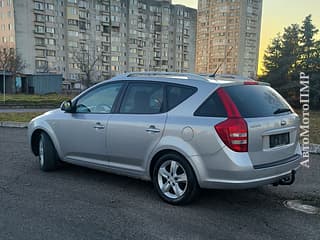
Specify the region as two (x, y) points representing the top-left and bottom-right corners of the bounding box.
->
(38, 132), (60, 171)
(152, 153), (199, 205)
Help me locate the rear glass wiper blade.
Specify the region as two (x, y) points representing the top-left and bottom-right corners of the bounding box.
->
(273, 108), (291, 114)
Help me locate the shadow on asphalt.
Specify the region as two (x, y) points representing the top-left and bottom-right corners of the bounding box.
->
(45, 161), (307, 209)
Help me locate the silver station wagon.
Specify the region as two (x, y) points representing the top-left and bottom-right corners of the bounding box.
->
(28, 72), (302, 204)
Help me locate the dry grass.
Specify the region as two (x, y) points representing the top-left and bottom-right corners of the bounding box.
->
(0, 94), (74, 106)
(0, 112), (45, 122)
(294, 109), (319, 144)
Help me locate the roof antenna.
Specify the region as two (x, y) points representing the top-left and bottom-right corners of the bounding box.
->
(209, 46), (233, 78)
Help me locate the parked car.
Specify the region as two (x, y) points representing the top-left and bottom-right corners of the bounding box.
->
(28, 72), (302, 204)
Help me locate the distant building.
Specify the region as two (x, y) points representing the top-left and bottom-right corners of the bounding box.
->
(0, 0), (196, 89)
(196, 0), (263, 78)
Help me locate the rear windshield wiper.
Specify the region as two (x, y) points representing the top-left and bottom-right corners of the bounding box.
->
(273, 108), (291, 114)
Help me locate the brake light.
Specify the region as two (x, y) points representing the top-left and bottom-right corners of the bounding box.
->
(244, 81), (258, 85)
(215, 118), (248, 152)
(215, 88), (248, 152)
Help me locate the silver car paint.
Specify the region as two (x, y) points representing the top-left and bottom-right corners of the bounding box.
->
(28, 75), (302, 188)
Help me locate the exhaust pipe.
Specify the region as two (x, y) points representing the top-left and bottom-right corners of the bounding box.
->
(273, 170), (296, 186)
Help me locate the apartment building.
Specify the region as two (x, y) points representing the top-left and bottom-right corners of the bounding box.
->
(0, 0), (14, 48)
(196, 0), (263, 78)
(0, 0), (196, 88)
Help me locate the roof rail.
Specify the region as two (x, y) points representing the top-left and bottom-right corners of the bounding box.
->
(211, 74), (250, 81)
(124, 72), (209, 81)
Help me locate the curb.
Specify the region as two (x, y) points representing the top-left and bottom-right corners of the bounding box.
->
(309, 144), (320, 154)
(0, 121), (319, 154)
(0, 121), (28, 128)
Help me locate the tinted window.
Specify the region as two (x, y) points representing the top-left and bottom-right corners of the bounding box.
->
(224, 85), (291, 118)
(167, 85), (196, 111)
(75, 82), (123, 113)
(194, 92), (227, 117)
(120, 83), (164, 114)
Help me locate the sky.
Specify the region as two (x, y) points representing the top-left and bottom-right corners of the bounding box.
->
(172, 0), (320, 75)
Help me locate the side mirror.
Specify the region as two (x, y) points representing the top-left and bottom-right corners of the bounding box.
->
(60, 100), (73, 113)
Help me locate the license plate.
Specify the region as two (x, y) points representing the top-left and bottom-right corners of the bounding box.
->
(270, 133), (289, 148)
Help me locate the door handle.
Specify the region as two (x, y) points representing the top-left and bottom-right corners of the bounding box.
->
(146, 125), (160, 133)
(94, 122), (105, 130)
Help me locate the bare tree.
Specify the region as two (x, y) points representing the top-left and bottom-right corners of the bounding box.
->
(72, 45), (102, 88)
(0, 46), (25, 94)
(0, 46), (25, 73)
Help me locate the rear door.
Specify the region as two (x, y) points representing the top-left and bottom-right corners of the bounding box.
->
(106, 82), (167, 173)
(224, 85), (300, 167)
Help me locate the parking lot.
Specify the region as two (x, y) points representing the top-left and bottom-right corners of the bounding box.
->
(0, 127), (319, 240)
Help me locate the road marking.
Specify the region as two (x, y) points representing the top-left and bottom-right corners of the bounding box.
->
(283, 200), (319, 215)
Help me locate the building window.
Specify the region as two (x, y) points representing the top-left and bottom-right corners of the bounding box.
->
(68, 19), (78, 26)
(46, 27), (55, 34)
(35, 37), (45, 45)
(45, 38), (56, 45)
(69, 7), (77, 15)
(35, 60), (47, 68)
(35, 14), (45, 22)
(35, 25), (45, 33)
(36, 49), (45, 57)
(46, 15), (55, 22)
(46, 3), (54, 10)
(79, 11), (86, 18)
(47, 50), (56, 57)
(34, 2), (44, 10)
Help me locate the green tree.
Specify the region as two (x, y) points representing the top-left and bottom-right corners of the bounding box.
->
(263, 25), (300, 86)
(262, 34), (283, 86)
(261, 16), (320, 108)
(280, 24), (300, 79)
(299, 14), (319, 74)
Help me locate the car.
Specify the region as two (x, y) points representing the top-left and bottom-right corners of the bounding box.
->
(28, 72), (302, 205)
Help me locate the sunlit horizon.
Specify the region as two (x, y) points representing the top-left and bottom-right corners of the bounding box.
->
(172, 0), (320, 76)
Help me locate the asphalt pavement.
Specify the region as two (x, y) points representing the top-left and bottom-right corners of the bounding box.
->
(0, 128), (319, 240)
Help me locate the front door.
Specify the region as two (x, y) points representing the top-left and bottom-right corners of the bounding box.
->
(54, 82), (124, 163)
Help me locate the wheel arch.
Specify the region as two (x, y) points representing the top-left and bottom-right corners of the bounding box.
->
(30, 126), (62, 159)
(31, 129), (43, 156)
(149, 149), (200, 184)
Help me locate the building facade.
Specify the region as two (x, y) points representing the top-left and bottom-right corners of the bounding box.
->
(196, 0), (262, 78)
(0, 0), (196, 88)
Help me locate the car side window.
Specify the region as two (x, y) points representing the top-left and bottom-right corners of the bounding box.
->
(75, 82), (123, 113)
(167, 85), (197, 111)
(119, 83), (164, 114)
(194, 91), (227, 117)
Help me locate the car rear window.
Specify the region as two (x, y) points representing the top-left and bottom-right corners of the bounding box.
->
(194, 92), (227, 117)
(167, 85), (197, 111)
(224, 85), (291, 118)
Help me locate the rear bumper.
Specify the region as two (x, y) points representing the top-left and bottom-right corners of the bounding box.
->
(193, 146), (302, 189)
(199, 166), (300, 189)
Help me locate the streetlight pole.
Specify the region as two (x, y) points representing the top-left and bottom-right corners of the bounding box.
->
(3, 68), (5, 103)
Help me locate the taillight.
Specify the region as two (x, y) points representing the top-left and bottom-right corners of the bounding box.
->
(215, 88), (248, 152)
(215, 118), (248, 152)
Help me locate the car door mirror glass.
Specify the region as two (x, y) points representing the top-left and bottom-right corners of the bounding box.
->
(60, 100), (73, 112)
